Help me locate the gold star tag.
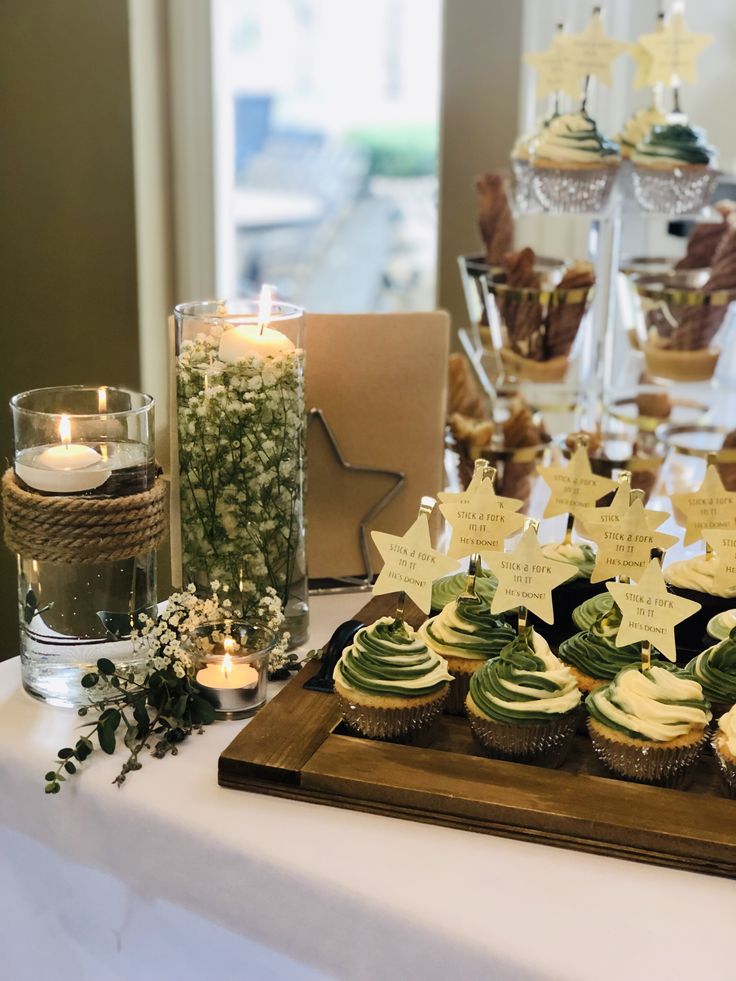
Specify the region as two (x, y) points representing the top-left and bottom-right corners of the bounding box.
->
(629, 40), (655, 90)
(703, 529), (736, 596)
(440, 479), (525, 560)
(584, 497), (678, 584)
(484, 526), (577, 624)
(576, 482), (668, 541)
(537, 445), (619, 520)
(565, 12), (628, 88)
(608, 559), (701, 662)
(638, 10), (712, 86)
(524, 33), (581, 100)
(372, 511), (458, 615)
(671, 464), (736, 547)
(437, 464), (521, 511)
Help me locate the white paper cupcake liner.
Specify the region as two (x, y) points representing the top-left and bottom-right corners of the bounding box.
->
(531, 165), (618, 213)
(336, 686), (449, 741)
(631, 166), (720, 216)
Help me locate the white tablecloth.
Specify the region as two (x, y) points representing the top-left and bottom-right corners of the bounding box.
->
(1, 592), (734, 981)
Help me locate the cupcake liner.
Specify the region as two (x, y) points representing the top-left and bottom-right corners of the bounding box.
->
(445, 669), (472, 716)
(712, 739), (736, 799)
(511, 159), (540, 213)
(466, 703), (578, 767)
(631, 166), (720, 216)
(531, 165), (618, 213)
(587, 719), (708, 788)
(335, 686), (449, 741)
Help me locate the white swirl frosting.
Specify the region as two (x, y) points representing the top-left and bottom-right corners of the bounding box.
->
(618, 105), (666, 153)
(718, 704), (736, 755)
(664, 555), (736, 598)
(531, 111), (620, 165)
(588, 665), (711, 741)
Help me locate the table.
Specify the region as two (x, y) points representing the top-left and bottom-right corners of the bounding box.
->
(1, 592), (734, 981)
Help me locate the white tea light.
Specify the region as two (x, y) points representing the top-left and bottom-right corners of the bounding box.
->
(15, 415), (112, 493)
(218, 285), (295, 364)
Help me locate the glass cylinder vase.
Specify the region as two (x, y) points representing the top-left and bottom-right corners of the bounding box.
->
(8, 386), (159, 706)
(173, 298), (308, 647)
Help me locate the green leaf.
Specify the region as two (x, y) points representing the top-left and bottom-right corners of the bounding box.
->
(173, 694), (189, 718)
(97, 658), (116, 676)
(45, 783), (59, 794)
(64, 761), (76, 775)
(57, 748), (74, 760)
(98, 723), (116, 755)
(81, 673), (99, 688)
(193, 697), (216, 725)
(133, 700), (150, 734)
(44, 771), (57, 782)
(78, 706), (88, 716)
(99, 708), (122, 729)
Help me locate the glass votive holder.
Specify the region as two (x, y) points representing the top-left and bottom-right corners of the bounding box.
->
(11, 385), (155, 496)
(186, 620), (275, 720)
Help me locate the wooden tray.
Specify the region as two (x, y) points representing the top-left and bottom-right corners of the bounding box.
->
(219, 595), (736, 879)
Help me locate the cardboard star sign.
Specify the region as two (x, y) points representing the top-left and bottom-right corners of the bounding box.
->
(484, 526), (577, 624)
(576, 481), (669, 542)
(638, 6), (712, 86)
(608, 559), (700, 662)
(372, 506), (457, 616)
(584, 497), (678, 584)
(565, 10), (628, 88)
(671, 464), (736, 547)
(440, 477), (525, 560)
(438, 460), (521, 511)
(537, 444), (619, 520)
(703, 529), (736, 597)
(524, 30), (580, 101)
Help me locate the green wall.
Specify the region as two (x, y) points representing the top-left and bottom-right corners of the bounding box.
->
(0, 1), (140, 649)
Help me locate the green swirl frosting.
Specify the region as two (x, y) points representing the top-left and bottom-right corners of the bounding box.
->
(533, 110), (620, 165)
(419, 596), (515, 662)
(431, 569), (497, 610)
(632, 123), (715, 167)
(572, 592), (614, 631)
(334, 616), (452, 698)
(468, 629), (581, 724)
(541, 542), (596, 580)
(558, 603), (648, 682)
(587, 664), (711, 742)
(686, 629), (736, 705)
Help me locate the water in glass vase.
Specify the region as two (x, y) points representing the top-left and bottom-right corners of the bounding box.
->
(18, 552), (157, 707)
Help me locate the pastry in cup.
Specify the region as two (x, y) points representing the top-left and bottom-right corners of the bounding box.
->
(664, 554), (736, 655)
(572, 592), (614, 632)
(685, 628), (736, 718)
(419, 594), (515, 715)
(712, 705), (736, 798)
(530, 110), (620, 213)
(430, 567), (498, 613)
(465, 628), (581, 767)
(333, 617), (451, 740)
(538, 541), (604, 642)
(476, 172), (513, 267)
(617, 104), (666, 161)
(674, 200), (736, 270)
(587, 664), (712, 788)
(631, 121), (719, 215)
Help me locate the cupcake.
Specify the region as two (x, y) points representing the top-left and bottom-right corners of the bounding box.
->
(664, 554), (736, 654)
(618, 104), (667, 160)
(587, 664), (711, 787)
(685, 629), (736, 717)
(558, 602), (650, 693)
(712, 705), (736, 798)
(706, 608), (736, 641)
(511, 114), (556, 212)
(419, 595), (515, 715)
(572, 591), (614, 631)
(539, 541), (603, 640)
(333, 617), (452, 740)
(530, 110), (620, 212)
(465, 628), (582, 767)
(430, 568), (498, 612)
(631, 121), (719, 215)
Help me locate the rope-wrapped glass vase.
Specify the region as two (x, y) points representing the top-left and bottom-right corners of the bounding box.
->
(4, 386), (164, 706)
(173, 297), (308, 647)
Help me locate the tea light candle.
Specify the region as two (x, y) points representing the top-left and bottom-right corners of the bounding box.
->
(218, 285), (295, 364)
(195, 647), (259, 691)
(15, 415), (112, 494)
(194, 638), (264, 719)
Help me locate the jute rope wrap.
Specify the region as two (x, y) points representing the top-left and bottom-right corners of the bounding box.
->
(2, 469), (169, 564)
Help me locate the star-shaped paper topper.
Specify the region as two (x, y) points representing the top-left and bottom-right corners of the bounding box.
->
(638, 7), (712, 86)
(703, 528), (736, 597)
(608, 558), (701, 662)
(524, 29), (581, 101)
(537, 444), (619, 520)
(576, 481), (668, 542)
(371, 499), (457, 616)
(440, 478), (525, 560)
(565, 10), (628, 89)
(671, 464), (736, 547)
(484, 526), (577, 624)
(629, 40), (655, 90)
(584, 497), (678, 584)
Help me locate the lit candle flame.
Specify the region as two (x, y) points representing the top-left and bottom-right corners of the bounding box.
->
(257, 283), (274, 336)
(222, 636), (237, 679)
(98, 387), (107, 413)
(59, 414), (72, 448)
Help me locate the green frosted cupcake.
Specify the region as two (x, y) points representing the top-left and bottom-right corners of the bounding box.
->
(587, 664), (712, 787)
(431, 568), (498, 611)
(333, 616), (452, 740)
(712, 705), (736, 798)
(558, 602), (651, 693)
(572, 592), (614, 631)
(419, 596), (515, 715)
(686, 628), (736, 717)
(466, 628), (581, 766)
